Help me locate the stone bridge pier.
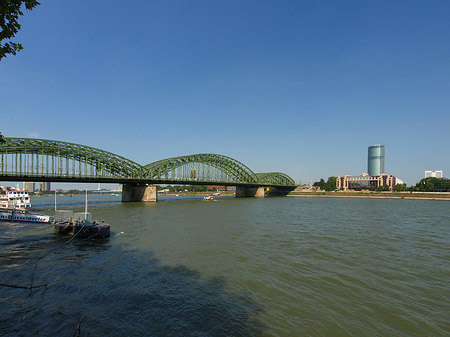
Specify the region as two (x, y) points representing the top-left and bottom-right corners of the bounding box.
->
(235, 186), (267, 198)
(235, 186), (295, 198)
(122, 184), (157, 202)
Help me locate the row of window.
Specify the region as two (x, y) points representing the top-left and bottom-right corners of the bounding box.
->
(0, 214), (47, 221)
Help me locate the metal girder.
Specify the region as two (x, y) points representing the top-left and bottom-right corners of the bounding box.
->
(0, 137), (296, 187)
(0, 138), (144, 180)
(255, 172), (296, 186)
(145, 154), (259, 185)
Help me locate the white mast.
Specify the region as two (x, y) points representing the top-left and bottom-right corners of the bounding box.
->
(85, 189), (88, 220)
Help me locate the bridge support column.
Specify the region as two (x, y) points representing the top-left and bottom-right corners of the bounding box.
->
(122, 184), (157, 202)
(235, 186), (266, 198)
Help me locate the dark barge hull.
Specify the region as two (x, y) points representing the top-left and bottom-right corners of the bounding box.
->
(55, 222), (110, 239)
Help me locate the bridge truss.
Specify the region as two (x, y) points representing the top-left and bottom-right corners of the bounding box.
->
(0, 137), (295, 187)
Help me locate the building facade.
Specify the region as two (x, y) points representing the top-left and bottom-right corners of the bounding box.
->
(368, 144), (385, 176)
(425, 170), (443, 178)
(336, 173), (398, 191)
(24, 182), (35, 193)
(39, 182), (51, 192)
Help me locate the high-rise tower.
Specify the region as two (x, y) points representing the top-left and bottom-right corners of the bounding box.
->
(368, 145), (385, 176)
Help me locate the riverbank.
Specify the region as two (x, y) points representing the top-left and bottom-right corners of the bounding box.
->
(288, 191), (450, 200)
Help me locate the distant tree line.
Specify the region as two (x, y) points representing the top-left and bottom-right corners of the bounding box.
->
(157, 185), (209, 192)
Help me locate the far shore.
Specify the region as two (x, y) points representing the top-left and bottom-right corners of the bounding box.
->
(29, 190), (449, 201)
(160, 191), (235, 196)
(288, 191), (450, 201)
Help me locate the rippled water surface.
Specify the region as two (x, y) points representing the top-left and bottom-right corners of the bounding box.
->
(1, 195), (449, 336)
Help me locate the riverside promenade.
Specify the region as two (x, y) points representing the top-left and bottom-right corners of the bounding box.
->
(288, 190), (450, 201)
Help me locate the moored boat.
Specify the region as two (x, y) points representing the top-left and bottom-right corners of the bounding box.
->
(0, 189), (51, 223)
(54, 219), (110, 239)
(0, 209), (51, 223)
(54, 201), (110, 239)
(0, 189), (32, 210)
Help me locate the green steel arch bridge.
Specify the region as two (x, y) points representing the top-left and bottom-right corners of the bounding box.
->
(0, 137), (296, 199)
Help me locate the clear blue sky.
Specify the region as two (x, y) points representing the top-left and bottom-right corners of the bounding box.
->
(1, 0), (449, 186)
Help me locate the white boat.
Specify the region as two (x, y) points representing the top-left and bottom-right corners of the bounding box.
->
(203, 196), (215, 201)
(0, 189), (51, 223)
(0, 190), (32, 210)
(0, 210), (51, 223)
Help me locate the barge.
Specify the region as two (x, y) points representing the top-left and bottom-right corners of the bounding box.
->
(53, 211), (110, 239)
(54, 220), (110, 239)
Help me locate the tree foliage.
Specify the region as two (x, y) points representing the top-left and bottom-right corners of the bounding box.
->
(376, 185), (390, 192)
(411, 177), (450, 192)
(313, 177), (337, 191)
(393, 184), (407, 192)
(0, 0), (40, 60)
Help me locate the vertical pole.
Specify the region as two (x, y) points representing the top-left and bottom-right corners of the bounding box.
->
(85, 189), (88, 220)
(54, 190), (57, 211)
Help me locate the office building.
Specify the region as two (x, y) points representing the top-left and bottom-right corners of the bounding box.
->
(368, 144), (385, 176)
(39, 182), (51, 192)
(425, 170), (443, 178)
(336, 173), (398, 191)
(24, 182), (35, 192)
(336, 144), (402, 191)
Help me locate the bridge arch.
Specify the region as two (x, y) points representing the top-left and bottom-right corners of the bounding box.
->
(144, 154), (259, 185)
(255, 172), (296, 186)
(0, 137), (144, 180)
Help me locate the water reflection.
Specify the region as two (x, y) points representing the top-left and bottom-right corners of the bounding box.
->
(0, 225), (265, 336)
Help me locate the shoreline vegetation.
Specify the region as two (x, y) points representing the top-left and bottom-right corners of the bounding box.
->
(288, 191), (450, 201)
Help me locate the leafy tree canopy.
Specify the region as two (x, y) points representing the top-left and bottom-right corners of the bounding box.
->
(376, 185), (390, 192)
(0, 0), (40, 60)
(412, 177), (450, 192)
(393, 184), (407, 192)
(313, 177), (337, 191)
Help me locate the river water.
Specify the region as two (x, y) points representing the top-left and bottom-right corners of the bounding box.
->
(0, 194), (449, 336)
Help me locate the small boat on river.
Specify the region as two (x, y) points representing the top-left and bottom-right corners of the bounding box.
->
(0, 209), (51, 223)
(203, 196), (215, 201)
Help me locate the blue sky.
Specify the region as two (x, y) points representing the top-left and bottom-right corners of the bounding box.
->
(1, 0), (449, 186)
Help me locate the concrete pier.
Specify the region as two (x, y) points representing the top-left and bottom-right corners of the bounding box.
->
(122, 184), (157, 202)
(235, 186), (295, 198)
(235, 186), (266, 198)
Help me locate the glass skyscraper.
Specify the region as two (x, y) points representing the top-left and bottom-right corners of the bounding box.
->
(368, 145), (385, 176)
